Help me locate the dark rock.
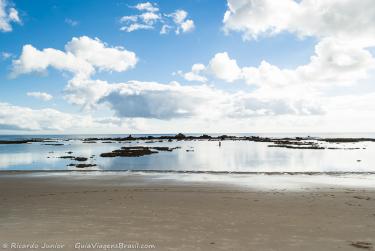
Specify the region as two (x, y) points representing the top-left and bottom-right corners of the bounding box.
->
(0, 139), (45, 144)
(320, 138), (375, 143)
(175, 133), (186, 140)
(350, 241), (372, 249)
(199, 134), (212, 139)
(100, 146), (180, 158)
(101, 147), (157, 157)
(268, 145), (324, 150)
(74, 164), (97, 168)
(153, 146), (180, 152)
(59, 156), (75, 159)
(74, 157), (88, 162)
(67, 163), (97, 168)
(60, 156), (88, 161)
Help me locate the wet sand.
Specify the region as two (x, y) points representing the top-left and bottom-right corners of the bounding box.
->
(0, 173), (375, 251)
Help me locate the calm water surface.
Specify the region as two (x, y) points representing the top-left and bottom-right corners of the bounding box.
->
(0, 134), (374, 172)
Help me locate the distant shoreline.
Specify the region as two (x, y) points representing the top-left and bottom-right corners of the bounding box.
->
(1, 170), (375, 175)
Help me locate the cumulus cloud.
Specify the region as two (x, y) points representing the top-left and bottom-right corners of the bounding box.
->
(0, 102), (87, 131)
(99, 81), (219, 119)
(177, 52), (242, 83)
(64, 78), (111, 109)
(120, 23), (154, 32)
(175, 37), (375, 126)
(133, 2), (159, 12)
(27, 92), (53, 101)
(0, 102), (142, 132)
(169, 10), (195, 34)
(11, 36), (137, 79)
(0, 0), (21, 32)
(223, 0), (375, 47)
(208, 52), (242, 83)
(242, 39), (375, 89)
(183, 37), (375, 90)
(120, 2), (194, 35)
(176, 63), (207, 82)
(62, 78), (324, 121)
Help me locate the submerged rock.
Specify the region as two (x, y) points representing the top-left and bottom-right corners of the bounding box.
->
(67, 163), (97, 168)
(74, 157), (88, 162)
(350, 241), (372, 249)
(100, 146), (180, 158)
(59, 156), (75, 159)
(59, 156), (88, 161)
(100, 147), (157, 157)
(268, 144), (324, 150)
(153, 146), (180, 152)
(0, 139), (45, 144)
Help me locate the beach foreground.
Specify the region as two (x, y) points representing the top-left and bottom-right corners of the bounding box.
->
(0, 173), (375, 251)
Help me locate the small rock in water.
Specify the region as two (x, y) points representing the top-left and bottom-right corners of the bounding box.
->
(74, 157), (88, 162)
(350, 241), (372, 249)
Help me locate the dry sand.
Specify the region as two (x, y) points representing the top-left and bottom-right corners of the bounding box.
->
(0, 173), (375, 251)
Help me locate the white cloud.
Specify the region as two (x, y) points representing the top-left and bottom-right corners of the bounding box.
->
(120, 3), (194, 35)
(180, 19), (195, 33)
(241, 39), (375, 89)
(120, 15), (138, 22)
(169, 10), (195, 34)
(175, 38), (375, 128)
(183, 37), (375, 90)
(0, 102), (87, 131)
(64, 78), (110, 109)
(100, 81), (323, 119)
(11, 36), (137, 80)
(120, 23), (154, 32)
(1, 51), (11, 59)
(208, 52), (242, 82)
(65, 36), (137, 73)
(62, 77), (323, 121)
(8, 7), (19, 22)
(160, 24), (172, 34)
(12, 44), (94, 79)
(99, 81), (217, 119)
(170, 10), (188, 24)
(0, 102), (143, 132)
(27, 92), (53, 101)
(139, 12), (160, 24)
(223, 0), (375, 47)
(0, 0), (21, 32)
(176, 63), (207, 82)
(133, 2), (159, 13)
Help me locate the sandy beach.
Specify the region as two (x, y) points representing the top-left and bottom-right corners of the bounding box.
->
(0, 173), (374, 251)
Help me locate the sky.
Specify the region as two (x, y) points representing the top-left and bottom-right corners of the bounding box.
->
(0, 0), (375, 134)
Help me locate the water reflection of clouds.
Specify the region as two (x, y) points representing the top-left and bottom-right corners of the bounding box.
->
(0, 140), (374, 172)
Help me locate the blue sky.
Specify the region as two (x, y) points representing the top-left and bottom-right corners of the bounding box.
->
(0, 0), (374, 134)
